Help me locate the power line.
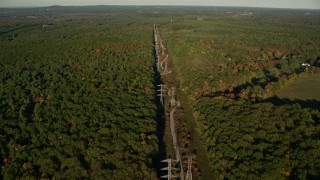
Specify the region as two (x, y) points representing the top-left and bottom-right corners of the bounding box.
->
(157, 84), (167, 106)
(155, 24), (195, 180)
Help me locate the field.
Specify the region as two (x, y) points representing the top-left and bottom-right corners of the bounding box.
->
(277, 74), (320, 100)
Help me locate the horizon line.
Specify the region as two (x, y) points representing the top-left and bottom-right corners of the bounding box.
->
(0, 4), (320, 10)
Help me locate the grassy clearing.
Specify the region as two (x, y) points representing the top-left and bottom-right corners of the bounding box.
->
(277, 74), (320, 101)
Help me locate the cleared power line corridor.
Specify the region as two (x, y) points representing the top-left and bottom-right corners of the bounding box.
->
(154, 24), (191, 180)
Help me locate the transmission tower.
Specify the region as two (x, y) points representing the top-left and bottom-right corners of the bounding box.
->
(157, 84), (167, 106)
(160, 59), (172, 75)
(185, 156), (193, 180)
(161, 159), (179, 180)
(168, 87), (176, 107)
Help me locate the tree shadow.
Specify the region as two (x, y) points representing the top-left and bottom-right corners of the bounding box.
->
(152, 29), (167, 178)
(267, 96), (320, 110)
(0, 24), (41, 37)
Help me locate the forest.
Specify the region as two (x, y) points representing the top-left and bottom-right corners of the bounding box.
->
(1, 5), (320, 179)
(159, 7), (320, 179)
(0, 6), (160, 179)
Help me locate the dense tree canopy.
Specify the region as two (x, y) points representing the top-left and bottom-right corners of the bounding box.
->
(197, 99), (320, 179)
(0, 7), (158, 179)
(161, 7), (320, 179)
(1, 6), (320, 179)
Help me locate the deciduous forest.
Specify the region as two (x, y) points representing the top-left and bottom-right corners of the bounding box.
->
(160, 7), (320, 179)
(0, 6), (320, 179)
(1, 6), (159, 179)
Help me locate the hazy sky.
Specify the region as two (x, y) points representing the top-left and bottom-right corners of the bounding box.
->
(0, 0), (320, 9)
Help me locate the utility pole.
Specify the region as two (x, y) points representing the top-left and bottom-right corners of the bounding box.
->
(168, 87), (176, 107)
(157, 84), (167, 106)
(156, 56), (160, 71)
(154, 24), (160, 71)
(161, 159), (179, 180)
(160, 58), (172, 75)
(185, 156), (193, 180)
